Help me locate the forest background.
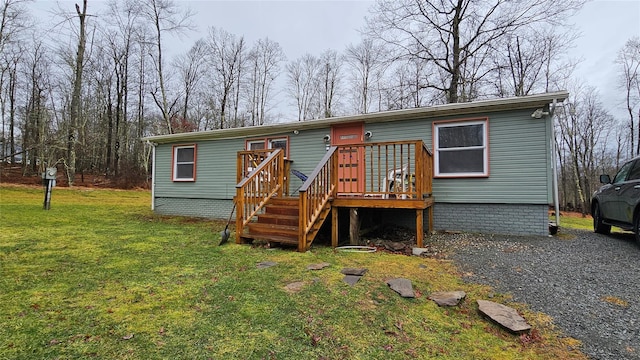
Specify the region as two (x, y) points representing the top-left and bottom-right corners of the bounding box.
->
(1, 0), (639, 215)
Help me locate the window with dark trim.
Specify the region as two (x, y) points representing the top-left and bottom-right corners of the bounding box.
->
(172, 144), (196, 181)
(245, 136), (289, 158)
(434, 119), (488, 177)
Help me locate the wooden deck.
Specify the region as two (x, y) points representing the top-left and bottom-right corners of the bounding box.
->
(235, 140), (434, 251)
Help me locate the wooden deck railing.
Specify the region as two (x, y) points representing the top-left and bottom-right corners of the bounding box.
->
(298, 146), (338, 251)
(237, 149), (292, 197)
(235, 148), (285, 242)
(236, 150), (273, 182)
(337, 140), (433, 199)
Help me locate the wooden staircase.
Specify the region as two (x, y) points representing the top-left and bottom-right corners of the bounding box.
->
(241, 197), (301, 247)
(235, 140), (434, 251)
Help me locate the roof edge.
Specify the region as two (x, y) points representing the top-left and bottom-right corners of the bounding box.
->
(142, 91), (568, 144)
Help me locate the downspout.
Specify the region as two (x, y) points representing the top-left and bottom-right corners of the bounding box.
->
(550, 99), (560, 230)
(148, 141), (157, 211)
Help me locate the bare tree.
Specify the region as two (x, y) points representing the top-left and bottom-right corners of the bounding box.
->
(0, 0), (31, 59)
(172, 38), (206, 131)
(616, 37), (640, 156)
(247, 37), (285, 126)
(0, 0), (32, 161)
(380, 57), (428, 110)
(556, 84), (615, 214)
(205, 27), (245, 129)
(65, 0), (89, 186)
(367, 0), (586, 103)
(490, 27), (577, 98)
(345, 39), (387, 114)
(286, 53), (321, 121)
(138, 0), (194, 134)
(316, 49), (343, 118)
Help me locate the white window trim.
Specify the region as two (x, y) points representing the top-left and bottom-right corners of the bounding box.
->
(434, 119), (488, 178)
(172, 144), (196, 182)
(247, 140), (266, 150)
(246, 137), (289, 158)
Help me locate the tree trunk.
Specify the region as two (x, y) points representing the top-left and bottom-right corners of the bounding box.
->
(68, 0), (88, 186)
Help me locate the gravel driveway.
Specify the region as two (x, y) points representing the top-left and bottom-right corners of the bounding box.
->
(430, 229), (640, 360)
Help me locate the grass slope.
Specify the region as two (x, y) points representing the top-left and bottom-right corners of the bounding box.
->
(0, 185), (585, 359)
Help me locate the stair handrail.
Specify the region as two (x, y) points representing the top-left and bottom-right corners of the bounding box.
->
(298, 146), (337, 251)
(235, 148), (285, 242)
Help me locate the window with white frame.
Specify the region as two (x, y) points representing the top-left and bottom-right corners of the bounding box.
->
(172, 144), (196, 181)
(247, 140), (266, 150)
(269, 138), (287, 153)
(245, 137), (289, 158)
(434, 119), (488, 177)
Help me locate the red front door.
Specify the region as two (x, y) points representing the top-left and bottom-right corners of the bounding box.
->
(332, 123), (364, 194)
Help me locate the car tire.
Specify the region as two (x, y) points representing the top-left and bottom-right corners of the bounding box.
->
(593, 203), (611, 235)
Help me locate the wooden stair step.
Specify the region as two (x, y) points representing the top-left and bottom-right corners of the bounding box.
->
(265, 204), (299, 216)
(242, 233), (299, 246)
(258, 213), (299, 226)
(267, 197), (299, 206)
(247, 223), (299, 237)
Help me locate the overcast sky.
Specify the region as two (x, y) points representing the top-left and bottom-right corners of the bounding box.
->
(33, 0), (640, 120)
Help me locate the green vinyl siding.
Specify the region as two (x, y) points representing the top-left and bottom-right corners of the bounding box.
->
(154, 129), (329, 200)
(154, 108), (553, 205)
(155, 138), (241, 199)
(431, 110), (550, 204)
(364, 109), (551, 204)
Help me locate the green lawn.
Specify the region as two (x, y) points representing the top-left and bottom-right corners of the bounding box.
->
(0, 185), (585, 359)
(557, 213), (593, 231)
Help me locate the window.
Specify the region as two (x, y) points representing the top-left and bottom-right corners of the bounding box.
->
(172, 144), (196, 181)
(247, 140), (265, 150)
(434, 119), (488, 177)
(269, 138), (287, 153)
(627, 161), (640, 182)
(245, 137), (289, 158)
(613, 160), (634, 184)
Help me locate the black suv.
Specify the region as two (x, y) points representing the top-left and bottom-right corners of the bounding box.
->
(591, 156), (640, 242)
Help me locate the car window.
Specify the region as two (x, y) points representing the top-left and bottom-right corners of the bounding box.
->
(613, 160), (635, 184)
(628, 161), (640, 181)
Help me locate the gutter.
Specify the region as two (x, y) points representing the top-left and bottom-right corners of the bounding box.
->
(550, 99), (561, 232)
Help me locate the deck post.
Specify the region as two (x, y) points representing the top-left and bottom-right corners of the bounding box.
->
(299, 195), (308, 252)
(331, 206), (338, 248)
(416, 209), (424, 248)
(349, 208), (360, 245)
(235, 192), (243, 244)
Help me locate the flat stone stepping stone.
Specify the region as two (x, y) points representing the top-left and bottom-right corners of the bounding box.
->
(307, 262), (331, 270)
(386, 278), (415, 298)
(343, 275), (362, 286)
(385, 242), (407, 251)
(428, 291), (466, 306)
(256, 261), (277, 269)
(413, 248), (429, 256)
(477, 300), (531, 333)
(284, 281), (305, 293)
(341, 268), (368, 276)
